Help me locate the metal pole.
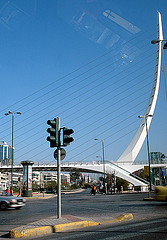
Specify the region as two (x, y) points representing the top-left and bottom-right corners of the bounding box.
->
(114, 170), (116, 193)
(145, 117), (152, 197)
(56, 117), (61, 218)
(11, 113), (14, 195)
(102, 140), (106, 193)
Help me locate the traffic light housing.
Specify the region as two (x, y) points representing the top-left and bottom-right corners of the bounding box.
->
(62, 127), (74, 146)
(47, 118), (58, 147)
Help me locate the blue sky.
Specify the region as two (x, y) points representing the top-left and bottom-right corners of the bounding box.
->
(0, 0), (167, 165)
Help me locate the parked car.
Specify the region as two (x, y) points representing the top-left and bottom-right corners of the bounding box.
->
(0, 191), (26, 210)
(45, 190), (56, 194)
(154, 185), (167, 201)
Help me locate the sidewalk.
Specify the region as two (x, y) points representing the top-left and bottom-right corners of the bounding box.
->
(10, 213), (133, 238)
(23, 189), (85, 199)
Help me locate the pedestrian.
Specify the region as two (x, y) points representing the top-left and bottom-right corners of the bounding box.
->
(91, 185), (97, 195)
(6, 187), (9, 195)
(17, 187), (21, 197)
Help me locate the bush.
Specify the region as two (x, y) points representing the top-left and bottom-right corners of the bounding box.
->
(69, 183), (80, 189)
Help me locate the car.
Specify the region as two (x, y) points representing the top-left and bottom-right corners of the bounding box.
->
(154, 185), (167, 201)
(45, 190), (56, 194)
(0, 191), (26, 210)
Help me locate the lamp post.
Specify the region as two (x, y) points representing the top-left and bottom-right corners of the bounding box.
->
(151, 39), (167, 49)
(138, 114), (152, 198)
(4, 111), (22, 195)
(94, 138), (106, 193)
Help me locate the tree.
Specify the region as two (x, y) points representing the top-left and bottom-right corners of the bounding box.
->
(44, 181), (57, 191)
(116, 177), (129, 191)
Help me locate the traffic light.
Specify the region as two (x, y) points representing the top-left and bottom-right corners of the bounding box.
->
(62, 127), (74, 146)
(47, 118), (58, 147)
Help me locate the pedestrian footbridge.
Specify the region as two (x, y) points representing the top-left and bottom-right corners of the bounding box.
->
(1, 161), (167, 187)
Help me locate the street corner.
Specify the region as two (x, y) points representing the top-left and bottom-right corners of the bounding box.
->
(9, 214), (134, 238)
(10, 225), (53, 238)
(53, 221), (99, 232)
(9, 221), (99, 238)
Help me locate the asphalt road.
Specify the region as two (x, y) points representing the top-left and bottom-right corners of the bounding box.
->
(0, 189), (167, 239)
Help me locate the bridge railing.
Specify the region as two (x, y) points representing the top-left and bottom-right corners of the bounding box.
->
(12, 160), (167, 167)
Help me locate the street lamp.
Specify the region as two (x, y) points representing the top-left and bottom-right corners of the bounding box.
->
(4, 111), (22, 195)
(138, 114), (152, 198)
(151, 39), (167, 49)
(94, 138), (106, 193)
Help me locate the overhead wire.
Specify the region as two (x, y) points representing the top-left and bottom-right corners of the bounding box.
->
(0, 30), (155, 115)
(15, 85), (150, 155)
(4, 59), (154, 162)
(0, 29), (158, 163)
(9, 68), (153, 150)
(1, 48), (154, 140)
(15, 94), (149, 161)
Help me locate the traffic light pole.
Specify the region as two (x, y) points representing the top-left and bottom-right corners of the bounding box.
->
(56, 117), (61, 219)
(47, 117), (74, 219)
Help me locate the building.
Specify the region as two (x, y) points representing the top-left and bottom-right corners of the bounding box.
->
(0, 172), (9, 190)
(0, 141), (13, 190)
(61, 173), (70, 184)
(32, 172), (71, 186)
(44, 172), (57, 182)
(0, 141), (13, 166)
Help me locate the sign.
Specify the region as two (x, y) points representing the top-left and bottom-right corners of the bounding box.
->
(54, 148), (66, 160)
(22, 165), (27, 190)
(144, 166), (149, 176)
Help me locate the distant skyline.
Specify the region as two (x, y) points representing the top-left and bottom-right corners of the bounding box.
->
(0, 0), (167, 165)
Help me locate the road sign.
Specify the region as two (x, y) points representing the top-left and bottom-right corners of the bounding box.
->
(54, 148), (66, 160)
(144, 166), (149, 176)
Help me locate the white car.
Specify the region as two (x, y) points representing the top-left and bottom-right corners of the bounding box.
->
(0, 191), (26, 210)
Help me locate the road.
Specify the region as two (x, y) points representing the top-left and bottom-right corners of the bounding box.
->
(0, 189), (167, 239)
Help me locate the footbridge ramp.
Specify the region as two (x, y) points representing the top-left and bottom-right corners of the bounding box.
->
(60, 161), (148, 187)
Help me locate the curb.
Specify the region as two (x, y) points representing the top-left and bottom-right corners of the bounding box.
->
(9, 214), (133, 238)
(25, 195), (55, 200)
(99, 213), (133, 224)
(23, 189), (85, 200)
